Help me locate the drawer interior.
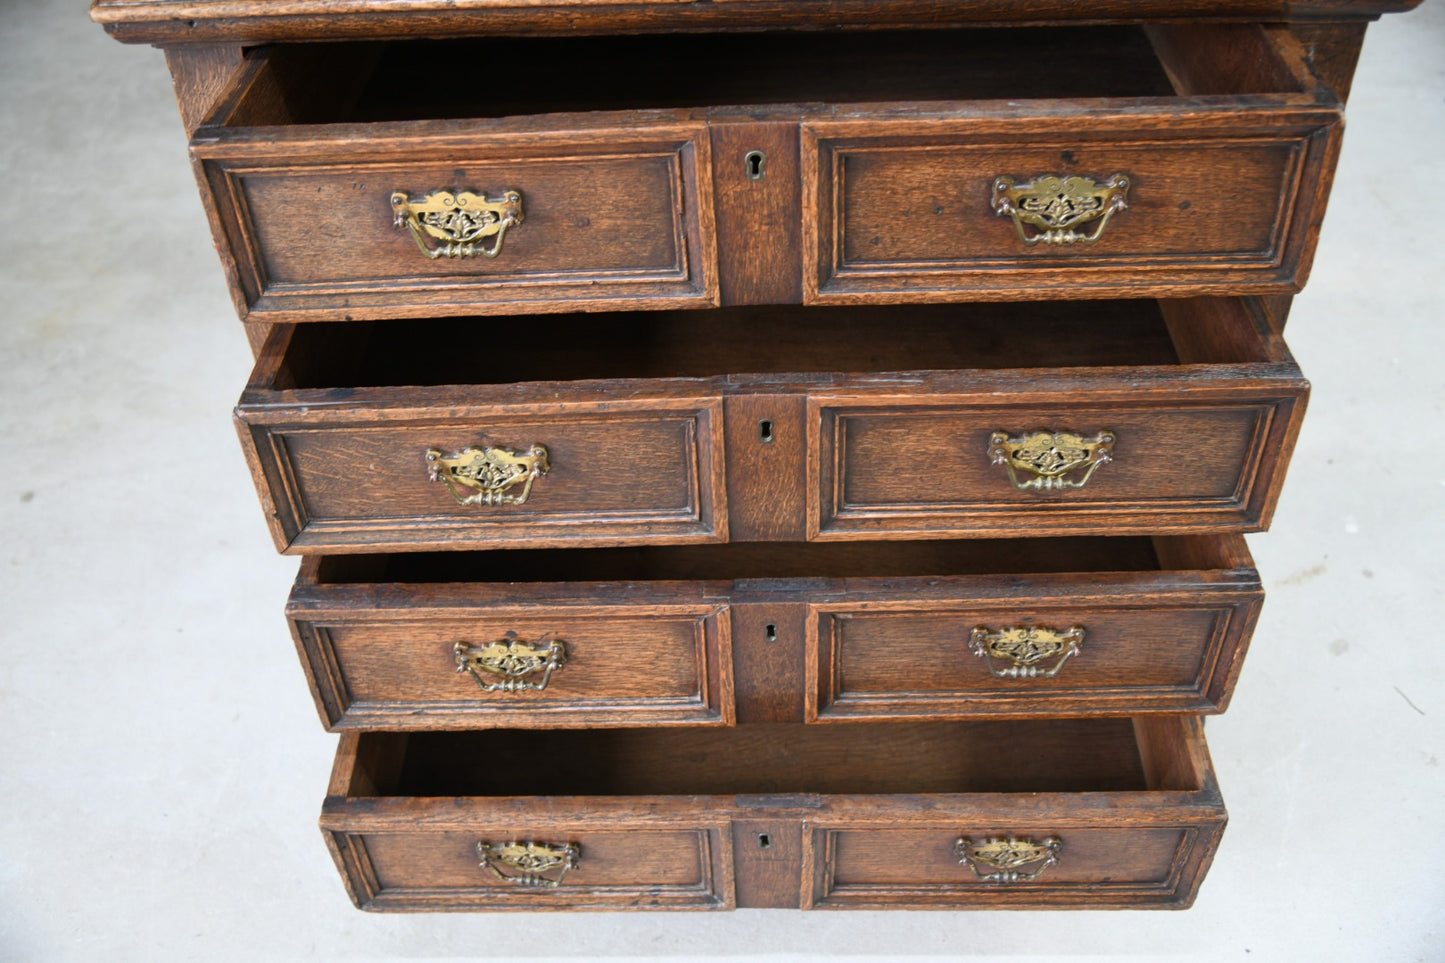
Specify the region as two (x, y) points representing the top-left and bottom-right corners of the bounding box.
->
(218, 24), (1312, 128)
(313, 535), (1242, 583)
(265, 298), (1281, 390)
(340, 718), (1203, 797)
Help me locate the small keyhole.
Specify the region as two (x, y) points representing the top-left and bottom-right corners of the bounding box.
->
(758, 833), (772, 849)
(745, 150), (767, 181)
(759, 419), (775, 443)
(765, 624), (778, 643)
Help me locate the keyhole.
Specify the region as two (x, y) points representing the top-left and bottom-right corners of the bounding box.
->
(759, 419), (775, 443)
(745, 150), (767, 181)
(765, 624), (778, 643)
(758, 833), (772, 849)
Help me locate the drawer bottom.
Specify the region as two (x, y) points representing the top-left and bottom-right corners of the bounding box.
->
(322, 716), (1225, 910)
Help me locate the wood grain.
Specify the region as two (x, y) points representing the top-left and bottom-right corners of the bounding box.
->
(320, 716), (1226, 909)
(92, 0), (1424, 46)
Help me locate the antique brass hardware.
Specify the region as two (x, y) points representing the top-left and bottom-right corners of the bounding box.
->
(745, 149), (767, 181)
(969, 625), (1085, 679)
(455, 637), (567, 693)
(991, 174), (1129, 245)
(426, 443), (549, 507)
(989, 430), (1115, 492)
(954, 836), (1062, 883)
(476, 841), (581, 888)
(391, 189), (523, 259)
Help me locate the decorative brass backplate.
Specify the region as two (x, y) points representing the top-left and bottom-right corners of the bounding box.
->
(391, 189), (524, 259)
(476, 841), (581, 888)
(455, 637), (567, 693)
(954, 836), (1062, 883)
(989, 430), (1115, 492)
(991, 174), (1129, 245)
(426, 443), (549, 507)
(969, 625), (1085, 679)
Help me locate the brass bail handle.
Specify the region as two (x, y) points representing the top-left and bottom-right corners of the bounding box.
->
(391, 189), (524, 259)
(991, 173), (1129, 246)
(455, 636), (567, 693)
(954, 836), (1062, 884)
(970, 625), (1085, 679)
(989, 429), (1115, 492)
(476, 841), (581, 888)
(426, 443), (549, 507)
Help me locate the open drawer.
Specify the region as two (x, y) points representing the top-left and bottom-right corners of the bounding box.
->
(292, 536), (1261, 729)
(237, 297), (1307, 552)
(193, 24), (1340, 321)
(322, 716), (1225, 910)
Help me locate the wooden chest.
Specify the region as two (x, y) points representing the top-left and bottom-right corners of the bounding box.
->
(91, 0), (1421, 911)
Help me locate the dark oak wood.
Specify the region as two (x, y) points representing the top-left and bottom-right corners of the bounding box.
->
(321, 716), (1225, 909)
(805, 25), (1341, 304)
(92, 0), (1416, 914)
(93, 0), (1423, 46)
(290, 534), (1260, 728)
(237, 298), (1307, 552)
(180, 25), (1350, 323)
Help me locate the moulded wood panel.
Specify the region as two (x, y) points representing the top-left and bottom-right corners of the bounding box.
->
(804, 103), (1342, 302)
(810, 590), (1262, 719)
(237, 398), (727, 552)
(196, 121), (718, 321)
(323, 717), (1223, 909)
(347, 828), (731, 910)
(811, 386), (1307, 538)
(292, 602), (733, 729)
(813, 826), (1198, 906)
(837, 141), (1294, 261)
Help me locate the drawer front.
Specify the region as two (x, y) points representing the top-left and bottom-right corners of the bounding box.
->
(291, 600), (734, 729)
(809, 587), (1261, 720)
(237, 399), (727, 552)
(329, 827), (733, 911)
(197, 124), (718, 321)
(804, 104), (1341, 302)
(808, 824), (1213, 908)
(811, 387), (1306, 538)
(327, 718), (1222, 910)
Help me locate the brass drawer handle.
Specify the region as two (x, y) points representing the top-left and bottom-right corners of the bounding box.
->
(989, 430), (1114, 492)
(954, 836), (1062, 884)
(455, 637), (567, 693)
(476, 841), (581, 888)
(991, 174), (1129, 245)
(969, 625), (1084, 679)
(426, 443), (549, 507)
(391, 189), (524, 259)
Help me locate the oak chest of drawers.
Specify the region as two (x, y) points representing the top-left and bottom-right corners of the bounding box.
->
(92, 0), (1421, 911)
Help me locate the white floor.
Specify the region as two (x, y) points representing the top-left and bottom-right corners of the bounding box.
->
(2, 3), (1442, 960)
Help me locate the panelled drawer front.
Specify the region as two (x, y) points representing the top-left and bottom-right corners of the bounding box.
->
(329, 825), (733, 911)
(237, 396), (727, 553)
(196, 123), (719, 321)
(326, 718), (1224, 910)
(804, 103), (1341, 302)
(811, 383), (1307, 539)
(809, 576), (1262, 720)
(809, 824), (1210, 908)
(290, 592), (735, 729)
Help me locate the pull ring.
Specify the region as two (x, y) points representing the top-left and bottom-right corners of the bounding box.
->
(476, 841), (581, 888)
(954, 836), (1062, 883)
(969, 625), (1085, 679)
(426, 443), (549, 507)
(991, 174), (1129, 245)
(455, 637), (567, 693)
(989, 430), (1114, 492)
(391, 189), (524, 259)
